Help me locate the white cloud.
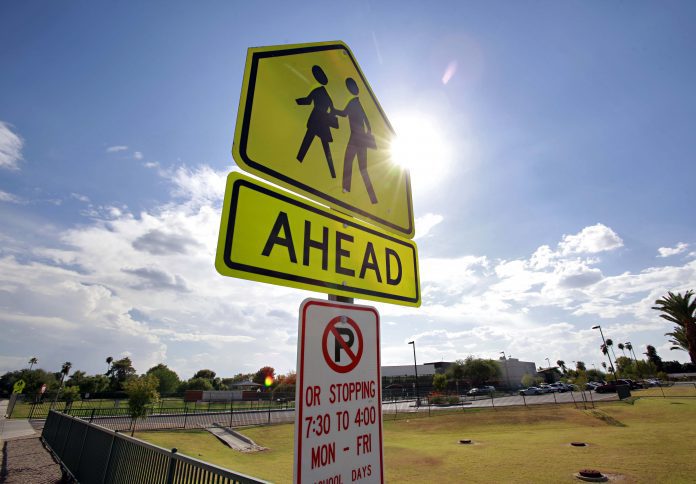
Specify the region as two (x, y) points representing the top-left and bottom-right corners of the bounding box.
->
(0, 121), (23, 171)
(414, 213), (443, 239)
(70, 193), (90, 203)
(558, 223), (623, 255)
(106, 145), (128, 153)
(0, 190), (21, 204)
(144, 161), (160, 169)
(657, 242), (689, 258)
(133, 151), (143, 160)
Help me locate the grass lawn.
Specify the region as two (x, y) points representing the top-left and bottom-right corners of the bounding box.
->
(136, 397), (696, 483)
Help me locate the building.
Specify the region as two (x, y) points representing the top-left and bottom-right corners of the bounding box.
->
(382, 357), (538, 390)
(498, 357), (537, 388)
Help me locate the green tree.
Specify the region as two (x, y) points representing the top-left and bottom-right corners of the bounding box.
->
(615, 356), (634, 377)
(180, 377), (213, 391)
(124, 374), (160, 436)
(253, 366), (276, 387)
(66, 370), (87, 388)
(575, 361), (586, 372)
(462, 356), (501, 387)
(28, 357), (38, 371)
(62, 385), (81, 404)
(652, 290), (696, 364)
(432, 373), (448, 392)
(193, 369), (216, 380)
(106, 356), (113, 374)
(80, 374), (110, 394)
(521, 373), (541, 387)
(146, 364), (181, 394)
(665, 325), (689, 353)
(107, 357), (137, 390)
(556, 360), (567, 374)
(644, 345), (663, 371)
(0, 369), (57, 395)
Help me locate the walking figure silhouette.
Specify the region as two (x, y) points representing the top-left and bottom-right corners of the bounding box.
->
(334, 77), (378, 204)
(296, 65), (338, 178)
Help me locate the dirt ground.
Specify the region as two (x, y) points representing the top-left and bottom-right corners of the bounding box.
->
(0, 436), (65, 484)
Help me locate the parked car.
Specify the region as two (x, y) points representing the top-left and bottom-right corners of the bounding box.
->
(537, 384), (553, 394)
(585, 381), (603, 391)
(548, 383), (567, 393)
(519, 387), (542, 396)
(617, 379), (642, 390)
(467, 387), (493, 396)
(595, 382), (620, 393)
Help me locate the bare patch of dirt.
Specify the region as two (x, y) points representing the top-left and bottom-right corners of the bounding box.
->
(0, 436), (66, 484)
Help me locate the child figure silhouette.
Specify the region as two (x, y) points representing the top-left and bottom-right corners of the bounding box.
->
(334, 77), (378, 204)
(296, 65), (338, 178)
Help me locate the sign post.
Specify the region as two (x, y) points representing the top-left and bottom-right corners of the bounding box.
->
(295, 299), (383, 483)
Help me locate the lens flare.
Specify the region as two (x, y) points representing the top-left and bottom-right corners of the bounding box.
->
(264, 375), (274, 387)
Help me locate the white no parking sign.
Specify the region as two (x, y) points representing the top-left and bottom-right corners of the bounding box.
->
(294, 299), (383, 484)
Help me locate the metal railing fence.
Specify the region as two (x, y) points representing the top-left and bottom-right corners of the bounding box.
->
(42, 410), (267, 484)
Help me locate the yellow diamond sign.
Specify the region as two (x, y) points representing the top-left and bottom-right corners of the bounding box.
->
(233, 41), (414, 238)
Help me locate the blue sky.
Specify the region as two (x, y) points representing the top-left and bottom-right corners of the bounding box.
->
(1, 1), (695, 379)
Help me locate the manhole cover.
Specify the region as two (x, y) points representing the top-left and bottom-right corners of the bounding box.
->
(575, 469), (607, 482)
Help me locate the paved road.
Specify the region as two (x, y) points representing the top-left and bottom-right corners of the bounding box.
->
(382, 390), (617, 414)
(73, 390), (618, 432)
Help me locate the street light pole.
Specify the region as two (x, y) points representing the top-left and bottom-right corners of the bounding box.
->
(408, 341), (420, 406)
(500, 351), (511, 392)
(592, 325), (618, 381)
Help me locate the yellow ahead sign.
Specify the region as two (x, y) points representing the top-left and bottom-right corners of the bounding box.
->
(233, 41), (414, 238)
(216, 172), (420, 307)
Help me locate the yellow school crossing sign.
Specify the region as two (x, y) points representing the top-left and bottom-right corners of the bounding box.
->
(232, 41), (414, 239)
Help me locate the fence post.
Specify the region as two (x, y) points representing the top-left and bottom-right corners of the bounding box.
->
(101, 432), (117, 484)
(521, 393), (526, 407)
(183, 405), (188, 429)
(165, 448), (178, 484)
(490, 391), (495, 409)
(570, 390), (578, 409)
(229, 399), (234, 428)
(90, 408), (96, 424)
(552, 392), (557, 405)
(660, 384), (666, 398)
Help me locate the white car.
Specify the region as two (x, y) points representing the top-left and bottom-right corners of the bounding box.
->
(519, 387), (542, 396)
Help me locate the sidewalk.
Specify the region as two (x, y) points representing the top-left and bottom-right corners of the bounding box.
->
(0, 399), (63, 483)
(0, 399), (37, 441)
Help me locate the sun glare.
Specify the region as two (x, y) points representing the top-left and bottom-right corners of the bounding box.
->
(389, 113), (452, 192)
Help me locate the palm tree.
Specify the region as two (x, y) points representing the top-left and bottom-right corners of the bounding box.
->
(605, 338), (619, 365)
(601, 361), (607, 370)
(665, 326), (689, 352)
(106, 356), (113, 374)
(617, 343), (626, 356)
(652, 290), (696, 364)
(600, 344), (608, 356)
(28, 357), (38, 371)
(556, 360), (567, 374)
(60, 361), (72, 384)
(52, 361), (72, 407)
